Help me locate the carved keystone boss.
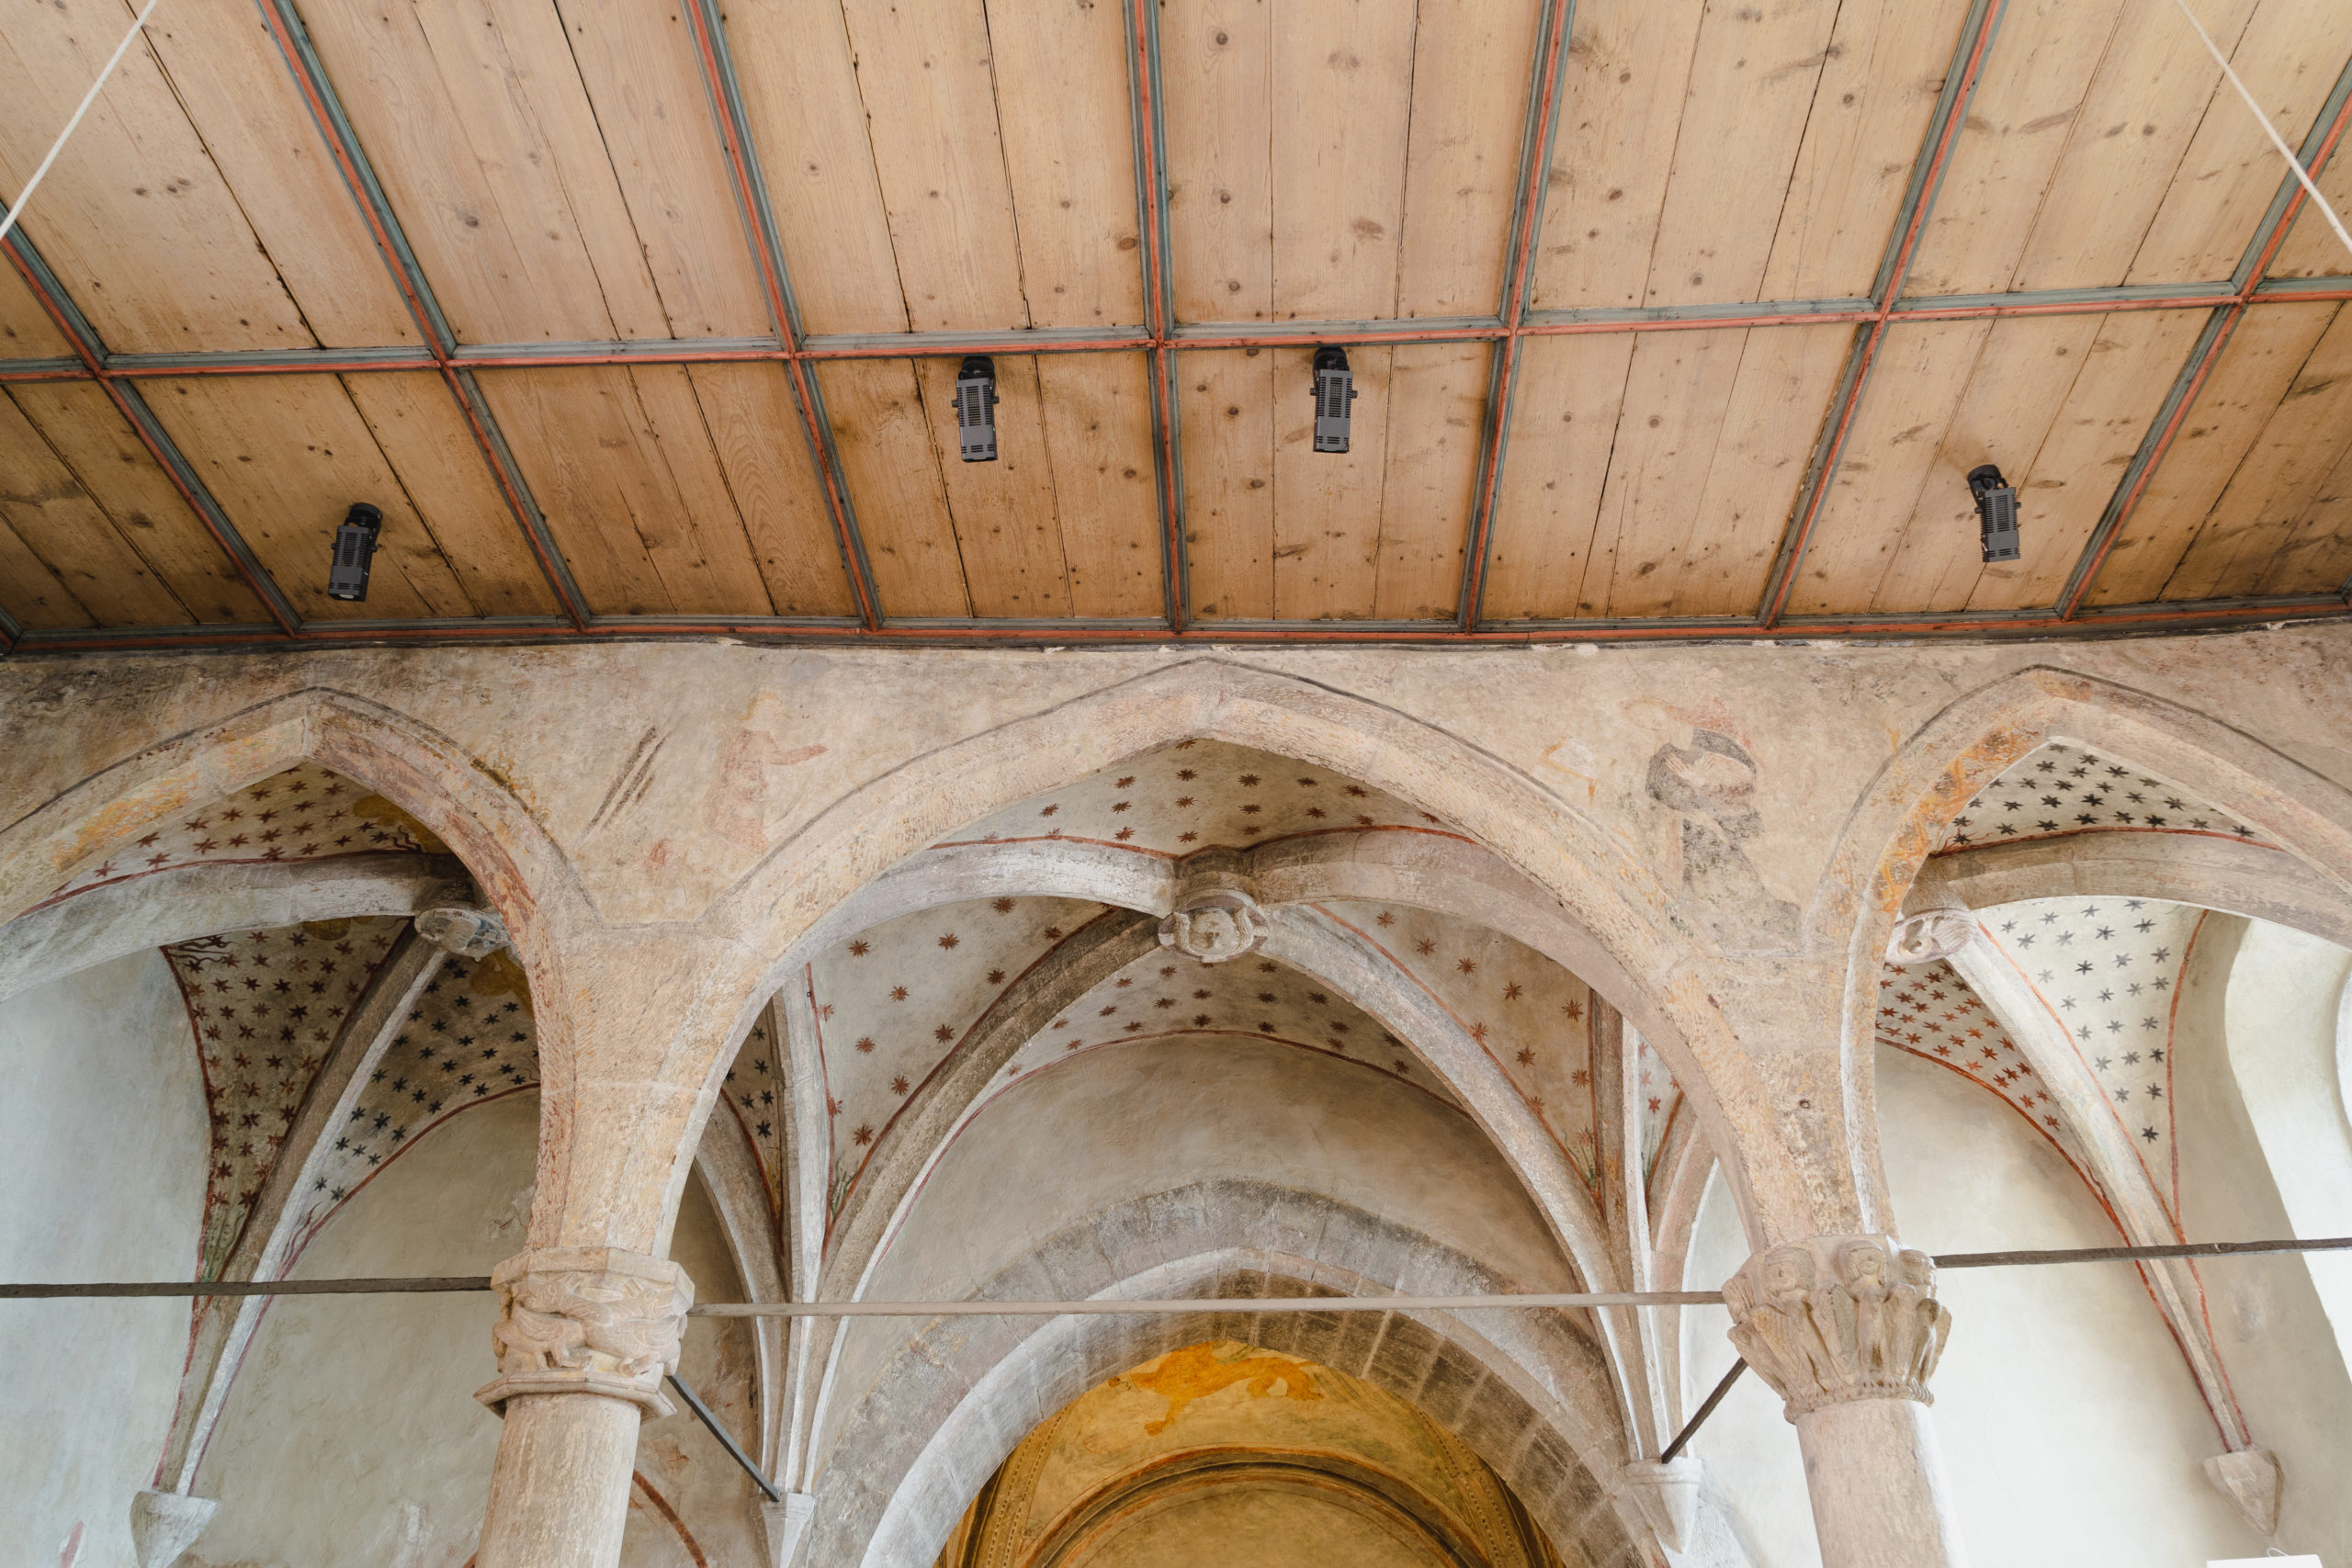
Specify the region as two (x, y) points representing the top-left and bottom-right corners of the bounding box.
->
(1157, 891), (1271, 964)
(474, 1247), (693, 1419)
(1724, 1235), (1951, 1418)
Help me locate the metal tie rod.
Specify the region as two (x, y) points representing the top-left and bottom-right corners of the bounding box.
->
(5, 1235), (2345, 1310)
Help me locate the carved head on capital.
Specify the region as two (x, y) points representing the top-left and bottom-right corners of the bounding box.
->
(1158, 894), (1271, 964)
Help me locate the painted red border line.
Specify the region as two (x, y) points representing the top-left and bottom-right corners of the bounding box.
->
(1125, 0), (1186, 634)
(1759, 0), (2006, 629)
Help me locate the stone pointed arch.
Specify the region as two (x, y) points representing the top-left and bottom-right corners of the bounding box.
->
(694, 658), (1788, 1255)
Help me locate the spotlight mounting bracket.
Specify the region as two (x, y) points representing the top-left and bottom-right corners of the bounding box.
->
(1967, 464), (2019, 564)
(326, 502), (383, 603)
(956, 356), (999, 463)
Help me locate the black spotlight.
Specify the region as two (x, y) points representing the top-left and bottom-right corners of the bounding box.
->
(326, 502), (383, 602)
(1312, 346), (1357, 454)
(956, 356), (999, 463)
(1967, 464), (2019, 563)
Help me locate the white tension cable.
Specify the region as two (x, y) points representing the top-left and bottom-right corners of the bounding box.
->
(0, 0), (164, 249)
(2170, 0), (2352, 265)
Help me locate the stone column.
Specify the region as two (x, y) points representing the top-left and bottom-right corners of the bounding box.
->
(1724, 1235), (1967, 1568)
(473, 1247), (695, 1568)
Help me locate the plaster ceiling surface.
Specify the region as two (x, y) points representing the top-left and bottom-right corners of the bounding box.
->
(37, 762), (438, 909)
(1935, 742), (2272, 854)
(940, 739), (1460, 856)
(1874, 954), (2096, 1182)
(4, 0), (2350, 654)
(1977, 897), (2207, 1219)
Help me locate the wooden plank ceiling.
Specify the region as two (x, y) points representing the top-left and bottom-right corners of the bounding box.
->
(2, 0), (2350, 650)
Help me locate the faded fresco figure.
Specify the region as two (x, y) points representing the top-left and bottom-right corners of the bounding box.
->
(1645, 719), (1801, 953)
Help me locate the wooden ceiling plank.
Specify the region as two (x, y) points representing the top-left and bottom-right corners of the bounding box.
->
(1161, 0), (1274, 323)
(1783, 319), (1990, 615)
(1272, 344), (1391, 619)
(2267, 118), (2352, 277)
(1371, 342), (1489, 620)
(685, 363), (860, 618)
(297, 0), (657, 343)
(1757, 0), (1975, 302)
(2259, 432), (2352, 594)
(0, 388), (188, 625)
(1270, 0), (1416, 321)
(1393, 0), (1544, 319)
(922, 355), (1073, 617)
(984, 0), (1147, 331)
(549, 0), (775, 338)
(628, 364), (788, 614)
(722, 0), (908, 334)
(1969, 309), (2210, 610)
(1477, 332), (1635, 619)
(146, 374), (481, 620)
(475, 368), (673, 615)
(1671, 321), (1854, 617)
(0, 237), (81, 360)
(2160, 301), (2352, 598)
(835, 0), (1030, 332)
(1036, 354), (1163, 619)
(1525, 0), (1705, 311)
(0, 0), (312, 351)
(813, 358), (969, 617)
(139, 0), (419, 346)
(2126, 0), (2350, 285)
(341, 373), (561, 618)
(0, 514), (95, 629)
(1177, 347), (1278, 619)
(1642, 0), (1847, 308)
(1905, 0), (2131, 296)
(6, 380), (268, 623)
(2085, 299), (2336, 604)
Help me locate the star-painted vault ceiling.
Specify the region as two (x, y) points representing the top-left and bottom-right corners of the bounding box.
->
(1936, 742), (2270, 854)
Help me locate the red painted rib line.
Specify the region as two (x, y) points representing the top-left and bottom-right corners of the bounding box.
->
(1153, 344), (1186, 632)
(2239, 84), (2352, 288)
(1455, 0), (1573, 633)
(1127, 0), (1185, 632)
(1759, 0), (2005, 628)
(2060, 305), (2245, 618)
(0, 363), (90, 383)
(439, 367), (586, 628)
(785, 355), (881, 629)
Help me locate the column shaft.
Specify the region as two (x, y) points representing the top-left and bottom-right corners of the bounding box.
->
(477, 1393), (642, 1568)
(1795, 1399), (1969, 1568)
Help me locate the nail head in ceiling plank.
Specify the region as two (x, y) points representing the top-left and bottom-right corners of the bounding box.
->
(1272, 343), (1392, 621)
(143, 373), (481, 621)
(2122, 0), (2352, 287)
(473, 364), (791, 617)
(2084, 299), (2338, 604)
(983, 0), (1148, 332)
(6, 378), (272, 623)
(140, 0), (421, 346)
(1393, 0), (1546, 321)
(0, 0), (312, 351)
(0, 389), (180, 626)
(719, 0), (908, 335)
(1035, 351), (1165, 621)
(1753, 0), (1980, 303)
(1905, 0), (2135, 297)
(1177, 346), (1279, 621)
(681, 362), (863, 619)
(2154, 299), (2352, 599)
(922, 354), (1073, 619)
(811, 357), (971, 618)
(546, 0), (775, 338)
(1268, 0), (1416, 322)
(1371, 342), (1492, 622)
(1609, 322), (1855, 619)
(834, 0), (1030, 333)
(1476, 332), (1636, 620)
(340, 373), (565, 619)
(294, 0), (657, 342)
(1159, 0), (1275, 323)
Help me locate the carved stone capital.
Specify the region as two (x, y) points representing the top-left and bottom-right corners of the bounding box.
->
(1724, 1235), (1951, 1419)
(1884, 908), (1976, 964)
(414, 905), (509, 958)
(474, 1247), (693, 1419)
(1157, 891), (1270, 964)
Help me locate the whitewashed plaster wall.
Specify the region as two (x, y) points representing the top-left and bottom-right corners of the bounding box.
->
(823, 1034), (1573, 1472)
(1685, 1046), (2264, 1566)
(0, 951), (207, 1568)
(188, 1090), (761, 1568)
(2176, 916), (2352, 1557)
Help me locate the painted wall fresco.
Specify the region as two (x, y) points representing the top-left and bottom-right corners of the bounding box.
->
(1935, 743), (2269, 854)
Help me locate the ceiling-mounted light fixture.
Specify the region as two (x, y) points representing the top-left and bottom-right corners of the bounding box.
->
(1312, 346), (1356, 454)
(956, 356), (999, 463)
(1968, 464), (2019, 563)
(326, 502), (383, 602)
